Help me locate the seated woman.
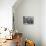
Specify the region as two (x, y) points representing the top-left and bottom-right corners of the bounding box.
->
(15, 33), (23, 46)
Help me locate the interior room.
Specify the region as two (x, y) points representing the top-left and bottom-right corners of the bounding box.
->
(0, 0), (46, 46)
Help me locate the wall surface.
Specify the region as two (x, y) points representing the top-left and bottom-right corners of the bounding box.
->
(0, 0), (16, 30)
(41, 0), (46, 46)
(13, 0), (41, 46)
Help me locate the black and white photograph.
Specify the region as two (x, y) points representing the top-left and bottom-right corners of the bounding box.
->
(23, 16), (34, 24)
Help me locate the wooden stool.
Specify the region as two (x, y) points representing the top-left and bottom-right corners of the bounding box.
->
(25, 40), (35, 46)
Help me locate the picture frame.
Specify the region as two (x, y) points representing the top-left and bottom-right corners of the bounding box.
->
(23, 16), (34, 24)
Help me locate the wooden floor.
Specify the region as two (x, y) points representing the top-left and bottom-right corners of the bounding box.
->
(0, 39), (16, 46)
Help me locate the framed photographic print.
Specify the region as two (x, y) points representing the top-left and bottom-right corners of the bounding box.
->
(23, 16), (34, 24)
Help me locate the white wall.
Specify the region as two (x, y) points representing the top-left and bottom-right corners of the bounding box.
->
(41, 0), (46, 46)
(13, 0), (41, 46)
(0, 0), (16, 29)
